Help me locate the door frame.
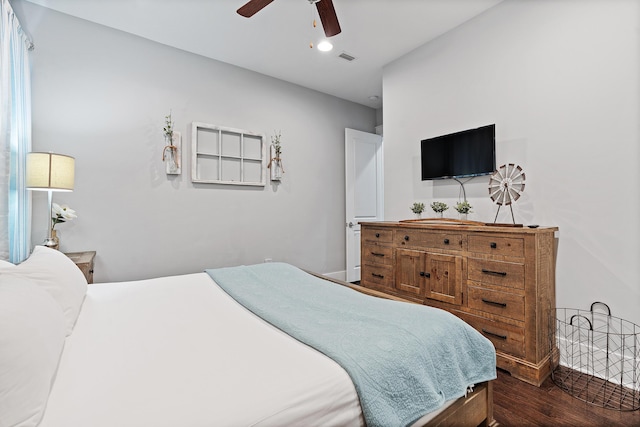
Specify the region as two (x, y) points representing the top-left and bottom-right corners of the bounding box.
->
(345, 128), (384, 283)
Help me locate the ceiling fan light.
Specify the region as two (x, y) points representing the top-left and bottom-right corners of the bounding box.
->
(317, 40), (333, 52)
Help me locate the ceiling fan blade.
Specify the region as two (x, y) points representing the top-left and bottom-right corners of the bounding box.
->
(237, 0), (275, 18)
(315, 0), (341, 37)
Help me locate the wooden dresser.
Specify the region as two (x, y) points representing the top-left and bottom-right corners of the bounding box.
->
(360, 220), (558, 386)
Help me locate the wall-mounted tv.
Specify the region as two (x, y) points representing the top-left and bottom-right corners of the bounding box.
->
(421, 124), (496, 180)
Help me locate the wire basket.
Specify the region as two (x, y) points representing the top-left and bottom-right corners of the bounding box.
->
(550, 302), (640, 411)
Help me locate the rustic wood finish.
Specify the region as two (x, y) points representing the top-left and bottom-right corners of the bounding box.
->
(424, 381), (495, 427)
(360, 220), (558, 386)
(65, 250), (96, 284)
(494, 369), (640, 426)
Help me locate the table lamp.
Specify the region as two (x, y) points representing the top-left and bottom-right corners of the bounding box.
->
(26, 152), (75, 248)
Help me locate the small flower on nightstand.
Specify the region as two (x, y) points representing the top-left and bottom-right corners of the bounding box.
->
(52, 203), (77, 230)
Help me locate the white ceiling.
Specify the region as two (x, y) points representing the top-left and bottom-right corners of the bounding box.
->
(24, 0), (503, 109)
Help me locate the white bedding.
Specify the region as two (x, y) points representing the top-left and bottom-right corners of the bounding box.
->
(39, 273), (365, 427)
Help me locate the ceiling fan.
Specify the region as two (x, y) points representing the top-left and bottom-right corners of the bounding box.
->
(237, 0), (342, 37)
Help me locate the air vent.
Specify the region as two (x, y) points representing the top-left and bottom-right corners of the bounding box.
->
(338, 52), (356, 62)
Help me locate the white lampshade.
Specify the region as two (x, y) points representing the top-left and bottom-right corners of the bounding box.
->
(26, 152), (75, 191)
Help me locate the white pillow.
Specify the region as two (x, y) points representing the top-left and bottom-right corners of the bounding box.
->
(0, 277), (67, 427)
(6, 246), (88, 336)
(0, 259), (14, 269)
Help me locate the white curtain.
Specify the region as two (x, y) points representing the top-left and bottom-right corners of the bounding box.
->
(0, 0), (32, 262)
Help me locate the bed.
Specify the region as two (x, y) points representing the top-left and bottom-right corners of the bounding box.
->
(0, 246), (497, 427)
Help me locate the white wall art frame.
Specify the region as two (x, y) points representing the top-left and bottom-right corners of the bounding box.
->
(191, 122), (266, 186)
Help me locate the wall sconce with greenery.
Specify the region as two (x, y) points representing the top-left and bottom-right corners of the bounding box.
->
(162, 112), (181, 175)
(268, 130), (284, 181)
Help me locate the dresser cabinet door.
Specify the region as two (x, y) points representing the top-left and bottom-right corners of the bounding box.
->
(424, 253), (463, 306)
(394, 249), (463, 306)
(394, 249), (426, 297)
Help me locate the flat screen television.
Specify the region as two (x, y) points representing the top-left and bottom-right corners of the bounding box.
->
(421, 124), (496, 180)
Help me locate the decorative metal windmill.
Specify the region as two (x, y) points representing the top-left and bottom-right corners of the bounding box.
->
(488, 163), (526, 224)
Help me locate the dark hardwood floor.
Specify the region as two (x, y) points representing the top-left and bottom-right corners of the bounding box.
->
(492, 369), (640, 426)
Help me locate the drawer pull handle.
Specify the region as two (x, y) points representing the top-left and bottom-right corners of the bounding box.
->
(443, 238), (450, 245)
(482, 298), (507, 308)
(481, 268), (507, 277)
(482, 328), (507, 340)
(490, 242), (497, 249)
(375, 233), (380, 238)
(372, 273), (384, 279)
(371, 252), (385, 257)
(419, 271), (431, 278)
(404, 235), (410, 241)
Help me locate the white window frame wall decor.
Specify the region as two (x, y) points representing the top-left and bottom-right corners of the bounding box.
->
(191, 122), (266, 186)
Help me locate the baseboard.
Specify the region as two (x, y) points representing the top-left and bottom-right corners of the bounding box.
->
(322, 270), (347, 281)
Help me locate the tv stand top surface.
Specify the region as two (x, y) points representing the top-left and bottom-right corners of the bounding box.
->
(400, 218), (487, 226)
(361, 218), (557, 233)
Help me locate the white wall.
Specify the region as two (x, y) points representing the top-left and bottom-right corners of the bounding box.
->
(15, 1), (376, 282)
(383, 0), (640, 325)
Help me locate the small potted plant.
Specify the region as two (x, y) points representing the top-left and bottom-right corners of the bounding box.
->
(454, 201), (473, 220)
(430, 201), (449, 218)
(410, 202), (425, 218)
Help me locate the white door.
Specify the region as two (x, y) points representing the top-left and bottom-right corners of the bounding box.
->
(345, 128), (384, 283)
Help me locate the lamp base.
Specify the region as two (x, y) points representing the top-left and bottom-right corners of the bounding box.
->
(43, 230), (59, 250)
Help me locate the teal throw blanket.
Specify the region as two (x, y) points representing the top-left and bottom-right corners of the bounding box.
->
(206, 263), (496, 427)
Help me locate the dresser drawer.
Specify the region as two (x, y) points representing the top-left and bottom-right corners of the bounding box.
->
(362, 227), (393, 243)
(467, 286), (525, 321)
(457, 312), (525, 358)
(468, 235), (524, 257)
(362, 243), (393, 265)
(468, 258), (525, 290)
(395, 229), (463, 250)
(361, 264), (394, 291)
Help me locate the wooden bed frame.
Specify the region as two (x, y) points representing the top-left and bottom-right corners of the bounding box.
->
(309, 272), (498, 427)
(423, 381), (495, 427)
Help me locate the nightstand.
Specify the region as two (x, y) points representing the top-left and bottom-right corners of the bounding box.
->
(65, 251), (96, 284)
